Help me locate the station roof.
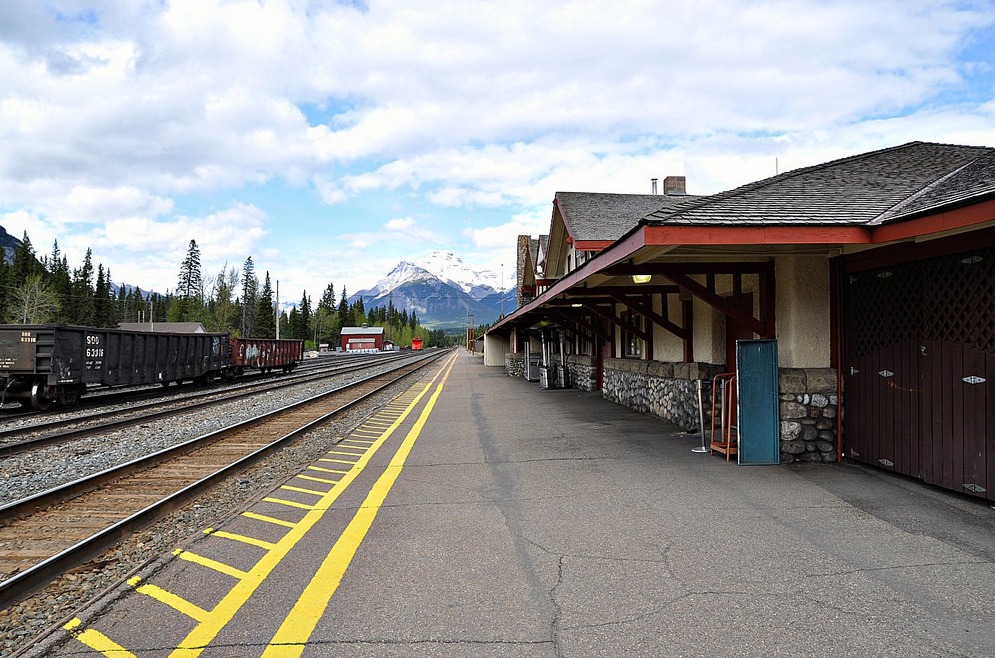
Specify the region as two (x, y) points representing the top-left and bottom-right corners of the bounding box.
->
(341, 326), (385, 336)
(489, 141), (995, 335)
(556, 191), (700, 243)
(643, 142), (994, 227)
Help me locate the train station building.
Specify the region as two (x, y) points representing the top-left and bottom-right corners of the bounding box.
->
(484, 141), (995, 500)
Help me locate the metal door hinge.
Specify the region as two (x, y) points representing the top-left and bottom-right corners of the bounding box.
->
(963, 376), (986, 385)
(963, 483), (987, 494)
(878, 458), (894, 467)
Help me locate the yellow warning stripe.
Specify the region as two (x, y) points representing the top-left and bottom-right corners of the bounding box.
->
(172, 550), (249, 580)
(208, 530), (277, 551)
(64, 618), (138, 657)
(261, 352), (458, 657)
(161, 353), (455, 658)
(241, 512), (297, 528)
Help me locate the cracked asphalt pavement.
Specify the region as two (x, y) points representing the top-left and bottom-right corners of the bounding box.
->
(35, 352), (995, 656)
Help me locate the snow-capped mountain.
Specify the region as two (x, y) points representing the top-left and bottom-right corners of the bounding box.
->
(358, 251), (501, 302)
(417, 250), (501, 299)
(350, 251), (515, 328)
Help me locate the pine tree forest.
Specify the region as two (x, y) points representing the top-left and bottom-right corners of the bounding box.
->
(0, 234), (451, 349)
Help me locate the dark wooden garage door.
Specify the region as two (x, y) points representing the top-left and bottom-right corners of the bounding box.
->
(843, 244), (995, 500)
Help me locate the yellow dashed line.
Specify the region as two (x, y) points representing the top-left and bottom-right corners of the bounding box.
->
(69, 355), (455, 658)
(241, 512), (298, 528)
(307, 466), (348, 475)
(280, 485), (329, 496)
(319, 458), (358, 465)
(131, 581), (210, 622)
(262, 497), (315, 510)
(208, 530), (277, 551)
(173, 551), (248, 580)
(295, 474), (338, 485)
(262, 351), (458, 657)
(64, 619), (138, 657)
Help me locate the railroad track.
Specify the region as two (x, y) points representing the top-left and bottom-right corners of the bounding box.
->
(0, 352), (416, 456)
(0, 348), (450, 609)
(0, 351), (397, 423)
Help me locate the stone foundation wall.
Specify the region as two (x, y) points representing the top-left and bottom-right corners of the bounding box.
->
(778, 368), (838, 463)
(602, 358), (723, 431)
(563, 354), (597, 391)
(505, 353), (524, 378)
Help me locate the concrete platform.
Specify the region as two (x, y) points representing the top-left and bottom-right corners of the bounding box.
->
(32, 350), (995, 657)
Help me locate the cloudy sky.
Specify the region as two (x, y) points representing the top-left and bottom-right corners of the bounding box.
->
(1, 0), (993, 304)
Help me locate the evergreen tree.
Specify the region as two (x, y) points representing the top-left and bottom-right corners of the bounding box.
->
(0, 254), (8, 322)
(46, 242), (72, 323)
(11, 232), (42, 288)
(94, 264), (117, 327)
(337, 287), (353, 328)
(319, 282), (336, 313)
(255, 272), (276, 338)
(240, 256), (258, 337)
(71, 249), (95, 326)
(176, 239), (203, 321)
(297, 292), (313, 343)
(207, 263), (239, 332)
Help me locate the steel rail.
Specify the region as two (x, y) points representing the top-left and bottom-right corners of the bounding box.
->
(0, 353), (415, 456)
(0, 349), (450, 608)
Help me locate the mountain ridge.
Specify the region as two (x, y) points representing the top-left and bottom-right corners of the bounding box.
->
(351, 250), (515, 329)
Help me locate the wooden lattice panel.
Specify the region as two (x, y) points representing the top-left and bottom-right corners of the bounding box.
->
(845, 247), (995, 360)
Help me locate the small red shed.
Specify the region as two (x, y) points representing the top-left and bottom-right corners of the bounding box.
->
(341, 326), (384, 352)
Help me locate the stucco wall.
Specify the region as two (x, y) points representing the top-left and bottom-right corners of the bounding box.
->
(774, 256), (831, 368)
(652, 294), (685, 362)
(484, 333), (510, 367)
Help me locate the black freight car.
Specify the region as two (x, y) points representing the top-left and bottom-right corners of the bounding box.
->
(0, 324), (228, 410)
(228, 337), (303, 377)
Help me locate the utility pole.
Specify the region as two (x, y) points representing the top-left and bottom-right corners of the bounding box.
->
(275, 280), (280, 339)
(500, 263), (504, 317)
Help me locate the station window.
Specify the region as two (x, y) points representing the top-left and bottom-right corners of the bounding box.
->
(621, 311), (643, 358)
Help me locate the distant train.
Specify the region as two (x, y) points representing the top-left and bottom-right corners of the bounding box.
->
(0, 324), (304, 410)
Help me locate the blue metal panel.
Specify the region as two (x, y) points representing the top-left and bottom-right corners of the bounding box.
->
(736, 339), (780, 465)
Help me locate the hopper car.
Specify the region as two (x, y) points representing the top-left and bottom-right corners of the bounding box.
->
(0, 324), (304, 410)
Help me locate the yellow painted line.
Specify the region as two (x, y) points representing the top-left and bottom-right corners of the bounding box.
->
(262, 352), (458, 657)
(295, 474), (338, 485)
(327, 450), (365, 457)
(173, 550), (249, 580)
(159, 354), (455, 658)
(307, 466), (348, 475)
(280, 484), (329, 496)
(341, 439), (375, 445)
(208, 530), (277, 551)
(241, 512), (298, 528)
(319, 458), (358, 465)
(64, 618), (138, 658)
(133, 582), (210, 622)
(262, 497), (315, 510)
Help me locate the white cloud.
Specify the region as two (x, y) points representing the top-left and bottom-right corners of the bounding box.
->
(0, 0), (991, 302)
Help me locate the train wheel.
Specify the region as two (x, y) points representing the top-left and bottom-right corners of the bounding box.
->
(31, 383), (53, 411)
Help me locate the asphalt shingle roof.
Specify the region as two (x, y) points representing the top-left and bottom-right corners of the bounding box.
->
(644, 142), (994, 227)
(556, 192), (700, 241)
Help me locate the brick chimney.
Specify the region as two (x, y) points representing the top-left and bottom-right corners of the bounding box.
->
(663, 175), (686, 195)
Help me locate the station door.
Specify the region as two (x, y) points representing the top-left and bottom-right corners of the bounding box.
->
(843, 245), (995, 500)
